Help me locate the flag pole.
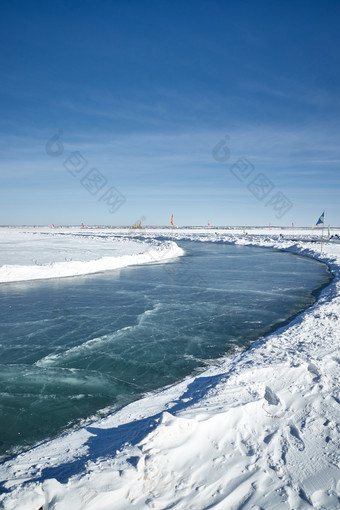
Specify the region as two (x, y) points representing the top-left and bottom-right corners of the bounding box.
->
(321, 212), (325, 253)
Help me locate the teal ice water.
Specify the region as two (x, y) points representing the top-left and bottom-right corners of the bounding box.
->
(0, 241), (332, 460)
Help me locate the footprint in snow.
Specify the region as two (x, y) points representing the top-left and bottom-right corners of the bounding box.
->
(264, 386), (280, 406)
(286, 424), (305, 451)
(307, 362), (320, 381)
(262, 387), (286, 418)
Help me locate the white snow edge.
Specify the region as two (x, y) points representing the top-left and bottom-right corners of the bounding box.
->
(0, 240), (184, 283)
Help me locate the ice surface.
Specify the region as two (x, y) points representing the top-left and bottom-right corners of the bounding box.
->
(0, 227), (340, 510)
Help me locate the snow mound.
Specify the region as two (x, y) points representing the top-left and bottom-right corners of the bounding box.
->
(0, 229), (184, 282)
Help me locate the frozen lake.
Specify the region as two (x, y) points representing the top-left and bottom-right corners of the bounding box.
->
(0, 240), (332, 461)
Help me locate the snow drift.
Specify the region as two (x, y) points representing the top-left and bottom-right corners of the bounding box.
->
(0, 229), (184, 283)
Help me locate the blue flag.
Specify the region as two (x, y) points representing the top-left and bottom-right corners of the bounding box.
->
(316, 212), (324, 226)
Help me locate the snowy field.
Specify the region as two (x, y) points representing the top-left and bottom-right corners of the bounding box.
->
(0, 228), (184, 282)
(0, 226), (340, 509)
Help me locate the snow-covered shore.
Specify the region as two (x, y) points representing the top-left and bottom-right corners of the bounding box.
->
(0, 228), (184, 282)
(1, 228), (340, 509)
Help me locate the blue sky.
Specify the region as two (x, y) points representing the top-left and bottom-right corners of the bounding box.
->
(0, 0), (339, 226)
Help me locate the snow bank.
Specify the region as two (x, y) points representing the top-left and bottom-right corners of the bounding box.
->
(0, 228), (184, 282)
(1, 228), (340, 509)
